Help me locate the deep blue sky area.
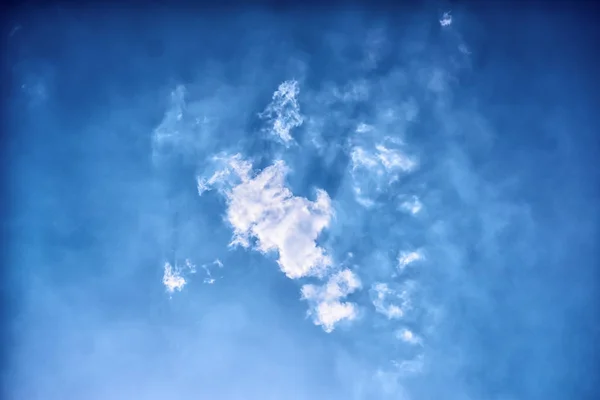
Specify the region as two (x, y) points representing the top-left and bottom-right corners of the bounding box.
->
(3, 2), (599, 400)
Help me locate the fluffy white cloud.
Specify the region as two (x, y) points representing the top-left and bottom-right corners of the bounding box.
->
(199, 154), (333, 280)
(162, 259), (198, 294)
(162, 262), (187, 293)
(198, 153), (361, 331)
(259, 80), (304, 145)
(301, 269), (362, 332)
(440, 12), (452, 27)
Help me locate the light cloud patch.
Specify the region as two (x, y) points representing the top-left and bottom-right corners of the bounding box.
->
(301, 269), (362, 332)
(197, 153), (253, 196)
(351, 144), (416, 174)
(162, 261), (187, 293)
(371, 282), (413, 320)
(198, 154), (333, 280)
(201, 259), (224, 285)
(400, 195), (423, 214)
(259, 80), (304, 145)
(440, 12), (452, 27)
(398, 250), (424, 270)
(152, 85), (187, 158)
(350, 143), (417, 206)
(393, 354), (425, 376)
(397, 328), (422, 346)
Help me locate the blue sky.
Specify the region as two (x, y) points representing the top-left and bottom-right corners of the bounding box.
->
(5, 4), (599, 400)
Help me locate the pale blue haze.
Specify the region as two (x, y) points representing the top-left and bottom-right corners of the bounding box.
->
(5, 5), (599, 400)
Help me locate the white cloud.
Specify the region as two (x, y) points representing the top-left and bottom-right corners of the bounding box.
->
(162, 259), (199, 293)
(440, 12), (452, 27)
(260, 80), (304, 145)
(197, 153), (253, 196)
(398, 250), (424, 270)
(199, 154), (333, 279)
(351, 144), (416, 176)
(353, 186), (377, 208)
(302, 269), (362, 332)
(198, 259), (224, 285)
(162, 262), (187, 293)
(374, 144), (416, 172)
(396, 328), (422, 345)
(350, 144), (417, 206)
(400, 196), (423, 214)
(355, 123), (374, 134)
(351, 147), (380, 171)
(197, 154), (360, 331)
(371, 283), (413, 319)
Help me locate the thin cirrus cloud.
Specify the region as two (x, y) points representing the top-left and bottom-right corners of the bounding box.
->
(349, 135), (418, 208)
(259, 79), (304, 145)
(371, 282), (414, 320)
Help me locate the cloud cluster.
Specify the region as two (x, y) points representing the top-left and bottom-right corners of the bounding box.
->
(301, 269), (362, 332)
(182, 76), (431, 344)
(197, 153), (367, 332)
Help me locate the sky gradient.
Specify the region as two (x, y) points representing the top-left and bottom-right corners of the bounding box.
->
(4, 3), (599, 400)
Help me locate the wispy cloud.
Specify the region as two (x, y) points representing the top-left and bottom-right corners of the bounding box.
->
(350, 143), (417, 206)
(398, 250), (424, 270)
(259, 80), (304, 145)
(371, 282), (413, 320)
(400, 195), (423, 214)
